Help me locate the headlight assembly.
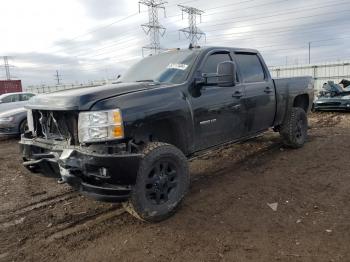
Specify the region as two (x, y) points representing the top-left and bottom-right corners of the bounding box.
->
(78, 109), (124, 143)
(0, 116), (14, 123)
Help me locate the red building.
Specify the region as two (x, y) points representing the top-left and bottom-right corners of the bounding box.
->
(0, 80), (22, 95)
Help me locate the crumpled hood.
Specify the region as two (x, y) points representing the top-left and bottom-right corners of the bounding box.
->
(26, 82), (151, 111)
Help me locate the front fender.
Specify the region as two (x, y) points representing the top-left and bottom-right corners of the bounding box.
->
(91, 85), (195, 154)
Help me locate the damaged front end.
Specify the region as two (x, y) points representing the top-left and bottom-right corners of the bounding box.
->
(20, 109), (141, 202)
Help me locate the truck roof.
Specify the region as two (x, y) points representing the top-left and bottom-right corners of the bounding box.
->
(166, 46), (259, 54)
(199, 46), (259, 53)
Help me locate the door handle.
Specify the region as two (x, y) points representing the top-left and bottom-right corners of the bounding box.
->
(264, 87), (273, 94)
(232, 91), (243, 98)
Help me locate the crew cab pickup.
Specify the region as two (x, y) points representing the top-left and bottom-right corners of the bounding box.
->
(20, 47), (314, 222)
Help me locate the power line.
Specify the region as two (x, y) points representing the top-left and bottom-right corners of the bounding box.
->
(27, 0), (347, 59)
(178, 4), (205, 46)
(47, 0), (197, 54)
(139, 0), (168, 55)
(202, 6), (350, 33)
(11, 0), (350, 82)
(200, 0), (349, 26)
(3, 56), (11, 80)
(54, 70), (62, 85)
(206, 15), (349, 39)
(164, 0), (348, 35)
(164, 0), (258, 19)
(68, 0), (348, 59)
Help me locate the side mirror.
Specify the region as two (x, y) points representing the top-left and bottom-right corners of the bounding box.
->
(217, 61), (236, 87)
(195, 76), (206, 86)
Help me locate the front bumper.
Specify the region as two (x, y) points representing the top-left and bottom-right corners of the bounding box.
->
(20, 136), (142, 202)
(314, 99), (350, 111)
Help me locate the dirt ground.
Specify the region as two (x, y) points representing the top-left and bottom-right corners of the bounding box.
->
(0, 112), (349, 262)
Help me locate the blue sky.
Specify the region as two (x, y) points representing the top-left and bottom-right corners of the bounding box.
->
(0, 0), (349, 86)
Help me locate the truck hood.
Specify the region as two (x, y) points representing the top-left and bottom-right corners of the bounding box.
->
(26, 82), (152, 111)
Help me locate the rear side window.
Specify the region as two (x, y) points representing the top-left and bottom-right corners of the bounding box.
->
(235, 54), (265, 83)
(1, 94), (19, 103)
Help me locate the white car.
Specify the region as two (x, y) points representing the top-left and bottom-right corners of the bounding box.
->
(0, 92), (35, 113)
(0, 107), (28, 136)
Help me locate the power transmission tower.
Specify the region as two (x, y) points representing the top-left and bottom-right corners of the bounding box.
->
(139, 0), (167, 56)
(3, 56), (12, 80)
(178, 5), (205, 46)
(54, 70), (62, 85)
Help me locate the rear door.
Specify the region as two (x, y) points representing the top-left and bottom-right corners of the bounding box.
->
(190, 50), (245, 150)
(234, 52), (275, 134)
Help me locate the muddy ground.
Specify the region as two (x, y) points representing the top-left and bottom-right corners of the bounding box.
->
(0, 112), (349, 262)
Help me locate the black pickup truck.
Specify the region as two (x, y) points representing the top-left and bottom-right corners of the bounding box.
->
(20, 47), (314, 222)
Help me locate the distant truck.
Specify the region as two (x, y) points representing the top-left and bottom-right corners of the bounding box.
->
(20, 46), (314, 222)
(0, 80), (22, 95)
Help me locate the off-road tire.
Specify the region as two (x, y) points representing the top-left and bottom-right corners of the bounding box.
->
(123, 142), (189, 222)
(279, 107), (308, 148)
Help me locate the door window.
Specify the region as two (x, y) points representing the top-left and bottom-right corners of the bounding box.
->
(235, 54), (265, 83)
(20, 93), (35, 101)
(202, 53), (232, 84)
(1, 94), (20, 103)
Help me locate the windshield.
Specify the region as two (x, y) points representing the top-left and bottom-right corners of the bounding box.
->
(120, 50), (199, 84)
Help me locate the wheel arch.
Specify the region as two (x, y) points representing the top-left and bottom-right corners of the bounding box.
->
(18, 117), (28, 133)
(293, 94), (310, 112)
(132, 116), (192, 155)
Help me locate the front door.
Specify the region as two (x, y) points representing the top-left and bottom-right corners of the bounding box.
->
(190, 51), (245, 151)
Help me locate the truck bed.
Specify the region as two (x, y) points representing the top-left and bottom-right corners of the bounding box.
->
(273, 76), (314, 126)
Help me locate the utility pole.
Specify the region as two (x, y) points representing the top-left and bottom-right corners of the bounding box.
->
(54, 70), (62, 85)
(178, 4), (205, 46)
(3, 56), (11, 80)
(308, 42), (311, 64)
(139, 0), (167, 56)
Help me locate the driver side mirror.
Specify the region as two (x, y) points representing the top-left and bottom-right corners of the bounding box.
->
(217, 61), (236, 87)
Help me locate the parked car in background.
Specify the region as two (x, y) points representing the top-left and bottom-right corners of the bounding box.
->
(0, 92), (35, 113)
(0, 108), (28, 136)
(313, 80), (350, 111)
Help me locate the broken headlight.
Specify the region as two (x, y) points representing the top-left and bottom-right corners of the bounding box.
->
(78, 109), (124, 143)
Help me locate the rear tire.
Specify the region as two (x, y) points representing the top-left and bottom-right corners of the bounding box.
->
(123, 142), (189, 222)
(279, 107), (308, 148)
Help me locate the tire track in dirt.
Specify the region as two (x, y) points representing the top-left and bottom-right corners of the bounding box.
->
(1, 205), (126, 261)
(0, 191), (77, 222)
(45, 207), (126, 242)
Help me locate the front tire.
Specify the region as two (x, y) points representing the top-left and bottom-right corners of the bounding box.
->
(123, 142), (189, 222)
(279, 107), (308, 148)
(19, 119), (28, 134)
